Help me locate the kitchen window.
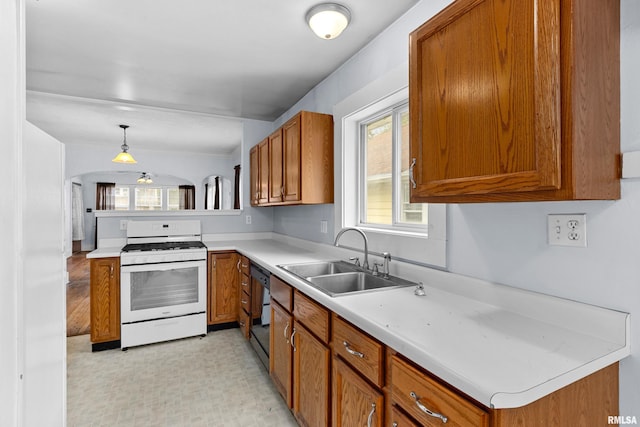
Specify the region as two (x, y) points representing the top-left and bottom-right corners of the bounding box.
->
(334, 66), (447, 268)
(359, 103), (428, 231)
(114, 187), (130, 211)
(134, 187), (163, 210)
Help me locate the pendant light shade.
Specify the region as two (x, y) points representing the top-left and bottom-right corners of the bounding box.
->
(112, 124), (137, 164)
(306, 3), (351, 40)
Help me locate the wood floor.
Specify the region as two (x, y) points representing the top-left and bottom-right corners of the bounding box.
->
(67, 252), (90, 337)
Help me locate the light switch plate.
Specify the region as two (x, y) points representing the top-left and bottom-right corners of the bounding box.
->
(547, 214), (587, 247)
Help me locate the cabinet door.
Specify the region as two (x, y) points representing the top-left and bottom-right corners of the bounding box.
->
(208, 252), (239, 325)
(269, 129), (284, 203)
(270, 301), (293, 408)
(282, 114), (301, 202)
(90, 257), (120, 343)
(258, 138), (270, 205)
(333, 357), (384, 427)
(249, 145), (259, 206)
(292, 322), (330, 427)
(409, 0), (561, 200)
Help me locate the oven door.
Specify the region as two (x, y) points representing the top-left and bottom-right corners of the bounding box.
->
(121, 260), (206, 323)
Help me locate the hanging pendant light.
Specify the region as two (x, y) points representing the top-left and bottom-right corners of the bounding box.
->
(112, 124), (137, 163)
(137, 172), (153, 184)
(306, 3), (351, 40)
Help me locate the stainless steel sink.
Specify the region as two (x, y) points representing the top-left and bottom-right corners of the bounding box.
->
(278, 260), (416, 297)
(278, 260), (362, 278)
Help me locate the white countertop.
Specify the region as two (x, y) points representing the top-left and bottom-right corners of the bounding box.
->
(88, 233), (630, 409)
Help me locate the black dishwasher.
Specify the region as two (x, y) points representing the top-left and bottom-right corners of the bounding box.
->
(249, 263), (270, 370)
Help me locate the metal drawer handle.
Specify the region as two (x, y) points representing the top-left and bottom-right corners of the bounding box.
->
(242, 280), (249, 287)
(284, 322), (290, 343)
(236, 259), (241, 272)
(410, 391), (448, 423)
(241, 299), (248, 304)
(239, 320), (245, 327)
(290, 328), (297, 352)
(367, 403), (376, 427)
(241, 263), (248, 268)
(343, 341), (364, 358)
(409, 157), (417, 189)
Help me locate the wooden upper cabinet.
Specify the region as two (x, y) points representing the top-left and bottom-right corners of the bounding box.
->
(409, 0), (620, 202)
(249, 146), (259, 206)
(251, 110), (333, 206)
(269, 129), (284, 203)
(258, 138), (270, 205)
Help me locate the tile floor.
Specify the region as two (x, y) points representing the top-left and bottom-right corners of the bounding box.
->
(67, 329), (298, 427)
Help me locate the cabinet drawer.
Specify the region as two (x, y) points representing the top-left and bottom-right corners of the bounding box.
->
(271, 275), (293, 312)
(293, 290), (329, 343)
(238, 308), (250, 339)
(240, 290), (251, 314)
(240, 256), (250, 276)
(240, 273), (250, 293)
(391, 355), (489, 427)
(390, 405), (421, 427)
(332, 314), (384, 388)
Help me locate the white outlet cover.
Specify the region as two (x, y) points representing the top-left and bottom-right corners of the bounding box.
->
(547, 214), (587, 247)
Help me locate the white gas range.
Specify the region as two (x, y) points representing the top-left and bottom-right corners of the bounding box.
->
(120, 220), (208, 350)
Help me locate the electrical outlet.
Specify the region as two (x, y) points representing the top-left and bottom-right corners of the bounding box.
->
(245, 215), (252, 225)
(547, 214), (587, 247)
(320, 220), (328, 234)
(120, 220), (128, 230)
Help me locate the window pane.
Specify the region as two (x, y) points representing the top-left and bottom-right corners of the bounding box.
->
(134, 187), (162, 210)
(399, 110), (428, 225)
(364, 115), (392, 225)
(114, 187), (129, 211)
(167, 188), (180, 211)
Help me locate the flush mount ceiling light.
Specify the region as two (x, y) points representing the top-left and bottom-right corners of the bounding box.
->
(112, 124), (137, 164)
(137, 172), (153, 184)
(306, 3), (351, 40)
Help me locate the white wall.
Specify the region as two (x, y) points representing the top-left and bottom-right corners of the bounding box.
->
(0, 1), (23, 425)
(272, 0), (640, 414)
(22, 122), (66, 426)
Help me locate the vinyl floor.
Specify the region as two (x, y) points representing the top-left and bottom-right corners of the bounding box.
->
(67, 330), (298, 427)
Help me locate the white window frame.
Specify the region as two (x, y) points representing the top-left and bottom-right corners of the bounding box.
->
(358, 102), (428, 232)
(114, 185), (179, 211)
(334, 63), (447, 269)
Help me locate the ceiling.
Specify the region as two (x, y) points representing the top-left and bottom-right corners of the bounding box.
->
(26, 0), (420, 155)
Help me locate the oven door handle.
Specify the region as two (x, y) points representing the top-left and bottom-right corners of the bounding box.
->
(120, 259), (205, 273)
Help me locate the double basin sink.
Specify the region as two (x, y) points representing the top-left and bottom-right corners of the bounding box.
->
(278, 260), (416, 297)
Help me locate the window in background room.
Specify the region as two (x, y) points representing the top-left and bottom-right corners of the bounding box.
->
(167, 187), (180, 210)
(360, 103), (428, 230)
(134, 187), (162, 210)
(114, 186), (130, 210)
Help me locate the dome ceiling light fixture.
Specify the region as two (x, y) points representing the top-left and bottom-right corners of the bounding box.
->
(306, 3), (351, 40)
(112, 124), (137, 164)
(137, 172), (153, 184)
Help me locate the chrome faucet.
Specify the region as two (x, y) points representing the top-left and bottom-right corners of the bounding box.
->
(334, 227), (369, 271)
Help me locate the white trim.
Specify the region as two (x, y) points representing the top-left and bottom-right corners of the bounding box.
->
(95, 209), (242, 217)
(333, 62), (447, 268)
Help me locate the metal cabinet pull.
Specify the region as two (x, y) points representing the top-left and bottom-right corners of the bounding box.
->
(392, 423), (398, 427)
(410, 391), (448, 423)
(290, 328), (297, 352)
(366, 403), (376, 427)
(213, 257), (217, 269)
(236, 259), (241, 272)
(239, 320), (245, 327)
(281, 186), (285, 197)
(242, 280), (249, 288)
(409, 157), (417, 189)
(284, 322), (290, 343)
(241, 299), (248, 305)
(343, 341), (364, 358)
(110, 264), (114, 277)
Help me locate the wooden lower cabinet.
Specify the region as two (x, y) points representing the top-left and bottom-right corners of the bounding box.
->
(270, 300), (293, 407)
(292, 321), (330, 427)
(207, 251), (239, 325)
(89, 257), (120, 348)
(333, 357), (384, 427)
